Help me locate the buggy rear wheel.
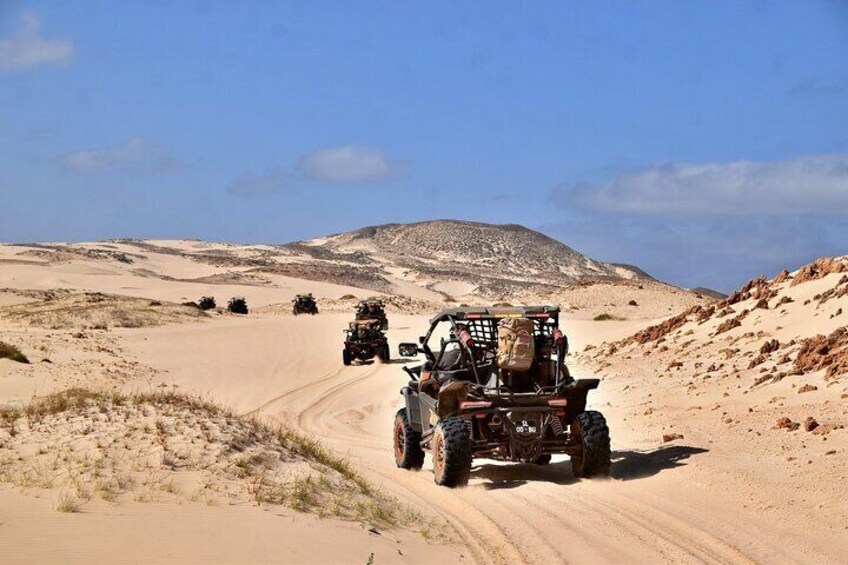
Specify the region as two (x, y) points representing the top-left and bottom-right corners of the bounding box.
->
(342, 348), (352, 366)
(533, 454), (552, 465)
(570, 411), (610, 478)
(378, 344), (390, 363)
(394, 408), (424, 469)
(432, 417), (472, 487)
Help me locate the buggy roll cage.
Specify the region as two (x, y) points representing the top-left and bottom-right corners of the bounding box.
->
(406, 306), (571, 395)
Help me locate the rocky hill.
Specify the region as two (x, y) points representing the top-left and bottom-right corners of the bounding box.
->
(285, 220), (654, 302)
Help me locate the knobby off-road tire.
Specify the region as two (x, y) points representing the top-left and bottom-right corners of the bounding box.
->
(378, 344), (390, 363)
(394, 408), (425, 469)
(432, 417), (472, 487)
(342, 349), (352, 366)
(570, 411), (611, 478)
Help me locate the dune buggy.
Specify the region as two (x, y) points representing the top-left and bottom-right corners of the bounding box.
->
(356, 299), (388, 330)
(343, 319), (390, 365)
(292, 293), (318, 315)
(393, 306), (610, 487)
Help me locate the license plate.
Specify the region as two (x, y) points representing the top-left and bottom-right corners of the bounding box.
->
(515, 419), (537, 434)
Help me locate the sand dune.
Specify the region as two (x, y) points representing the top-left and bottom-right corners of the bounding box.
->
(0, 239), (844, 563)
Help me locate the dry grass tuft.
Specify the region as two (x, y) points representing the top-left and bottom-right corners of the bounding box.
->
(0, 341), (29, 364)
(0, 388), (426, 530)
(0, 292), (208, 330)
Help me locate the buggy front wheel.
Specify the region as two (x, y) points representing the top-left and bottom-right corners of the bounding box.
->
(394, 408), (424, 469)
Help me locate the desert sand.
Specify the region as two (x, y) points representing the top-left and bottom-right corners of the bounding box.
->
(0, 239), (845, 564)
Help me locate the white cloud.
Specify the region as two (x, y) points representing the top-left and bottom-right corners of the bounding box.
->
(61, 138), (184, 175)
(0, 12), (74, 72)
(554, 154), (848, 216)
(227, 170), (286, 197)
(297, 144), (400, 183)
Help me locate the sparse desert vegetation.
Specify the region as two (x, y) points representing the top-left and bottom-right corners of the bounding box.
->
(0, 293), (208, 330)
(0, 341), (29, 363)
(0, 388), (422, 529)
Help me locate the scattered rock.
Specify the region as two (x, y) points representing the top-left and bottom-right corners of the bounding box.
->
(715, 317), (742, 335)
(760, 339), (780, 355)
(811, 423), (843, 436)
(773, 269), (791, 284)
(791, 257), (848, 286)
(797, 384), (818, 394)
(662, 433), (684, 442)
(804, 417), (819, 432)
(794, 327), (848, 379)
(774, 417), (800, 431)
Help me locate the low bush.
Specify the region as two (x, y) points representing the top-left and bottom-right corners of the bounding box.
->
(0, 341), (29, 364)
(227, 297), (248, 315)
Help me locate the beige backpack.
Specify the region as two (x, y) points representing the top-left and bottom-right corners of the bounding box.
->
(497, 318), (535, 371)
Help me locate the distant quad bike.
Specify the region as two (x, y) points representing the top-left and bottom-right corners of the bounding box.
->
(198, 296), (217, 311)
(292, 293), (318, 315)
(393, 306), (610, 487)
(227, 297), (249, 315)
(356, 299), (388, 330)
(343, 319), (390, 366)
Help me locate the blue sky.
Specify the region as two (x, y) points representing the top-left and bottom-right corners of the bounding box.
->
(1, 1), (847, 291)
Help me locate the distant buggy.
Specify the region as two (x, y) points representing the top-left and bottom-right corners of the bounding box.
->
(343, 319), (390, 365)
(292, 293), (318, 315)
(393, 306), (610, 487)
(356, 299), (388, 330)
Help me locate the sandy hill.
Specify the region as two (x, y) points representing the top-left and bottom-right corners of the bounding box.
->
(586, 255), (848, 385)
(287, 220), (649, 301)
(0, 221), (706, 319)
(576, 256), (847, 536)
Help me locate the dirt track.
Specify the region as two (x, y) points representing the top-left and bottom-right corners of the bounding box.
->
(125, 313), (845, 565)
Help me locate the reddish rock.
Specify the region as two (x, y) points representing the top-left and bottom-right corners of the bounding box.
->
(773, 269), (791, 284)
(715, 317), (742, 335)
(794, 327), (848, 379)
(791, 257), (848, 287)
(811, 423), (844, 436)
(804, 417), (819, 432)
(631, 308), (698, 345)
(720, 275), (770, 308)
(760, 339), (780, 355)
(798, 384), (818, 394)
(662, 433), (684, 442)
(774, 417), (800, 431)
(748, 355), (767, 369)
(776, 295), (794, 307)
(754, 298), (769, 310)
